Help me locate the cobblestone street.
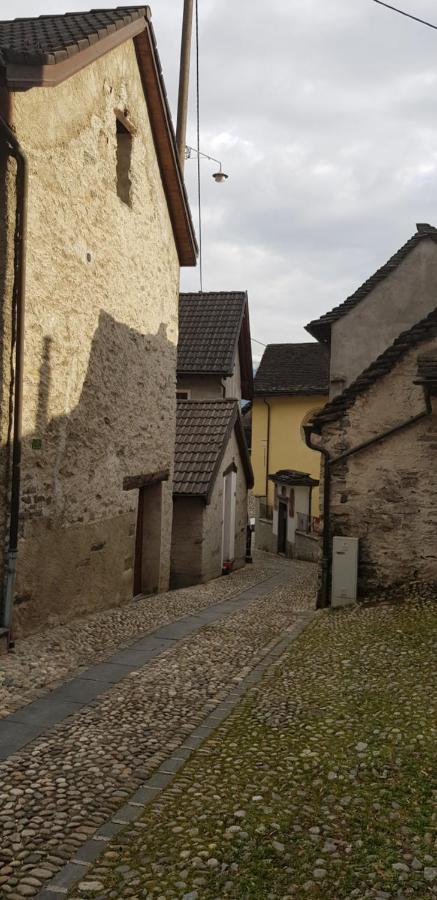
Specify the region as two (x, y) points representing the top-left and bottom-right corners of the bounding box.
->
(0, 554), (317, 899)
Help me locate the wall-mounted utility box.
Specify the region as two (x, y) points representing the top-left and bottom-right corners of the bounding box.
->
(331, 536), (359, 607)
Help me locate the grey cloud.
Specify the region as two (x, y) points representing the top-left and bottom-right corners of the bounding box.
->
(9, 0), (437, 343)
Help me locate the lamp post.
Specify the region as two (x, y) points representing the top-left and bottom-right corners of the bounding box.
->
(185, 145), (229, 182)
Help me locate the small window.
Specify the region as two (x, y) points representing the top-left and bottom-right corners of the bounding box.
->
(176, 390), (190, 400)
(116, 117), (133, 207)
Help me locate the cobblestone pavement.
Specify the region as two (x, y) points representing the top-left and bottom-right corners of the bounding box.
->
(71, 596), (437, 900)
(0, 553), (287, 718)
(0, 555), (317, 898)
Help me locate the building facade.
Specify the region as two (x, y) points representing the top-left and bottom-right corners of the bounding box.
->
(251, 343), (329, 556)
(309, 311), (437, 598)
(0, 8), (196, 639)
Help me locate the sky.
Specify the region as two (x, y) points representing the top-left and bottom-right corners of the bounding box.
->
(9, 0), (437, 358)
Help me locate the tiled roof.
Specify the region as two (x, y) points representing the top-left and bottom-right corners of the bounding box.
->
(311, 307), (437, 429)
(177, 292), (247, 376)
(269, 470), (319, 487)
(174, 400), (253, 499)
(306, 224), (437, 342)
(254, 343), (329, 396)
(0, 7), (147, 65)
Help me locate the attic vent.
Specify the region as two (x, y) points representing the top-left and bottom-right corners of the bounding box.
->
(116, 116), (133, 207)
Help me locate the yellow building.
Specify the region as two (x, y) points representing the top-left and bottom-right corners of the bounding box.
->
(252, 343), (329, 556)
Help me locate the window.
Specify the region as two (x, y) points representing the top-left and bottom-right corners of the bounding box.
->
(116, 116), (133, 206)
(176, 390), (190, 400)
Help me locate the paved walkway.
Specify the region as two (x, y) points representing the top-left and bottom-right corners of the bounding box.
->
(68, 594), (436, 900)
(0, 555), (317, 898)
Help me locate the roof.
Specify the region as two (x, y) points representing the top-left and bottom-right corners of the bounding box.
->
(306, 223), (437, 342)
(310, 306), (437, 430)
(173, 400), (254, 501)
(269, 470), (319, 488)
(178, 292), (253, 398)
(254, 343), (329, 396)
(0, 7), (197, 267)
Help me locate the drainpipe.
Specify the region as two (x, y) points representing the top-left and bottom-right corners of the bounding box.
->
(0, 114), (28, 647)
(304, 425), (331, 609)
(304, 384), (433, 610)
(263, 398), (271, 507)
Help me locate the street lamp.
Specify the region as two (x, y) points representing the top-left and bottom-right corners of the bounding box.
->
(185, 146), (229, 182)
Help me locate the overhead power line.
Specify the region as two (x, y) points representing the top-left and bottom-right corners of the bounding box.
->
(371, 0), (437, 31)
(251, 338), (266, 348)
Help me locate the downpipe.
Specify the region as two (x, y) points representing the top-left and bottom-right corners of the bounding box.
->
(0, 115), (28, 648)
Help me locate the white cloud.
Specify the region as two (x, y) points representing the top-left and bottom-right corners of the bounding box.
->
(8, 0), (437, 346)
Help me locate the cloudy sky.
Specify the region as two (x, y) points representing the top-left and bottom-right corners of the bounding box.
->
(11, 0), (437, 356)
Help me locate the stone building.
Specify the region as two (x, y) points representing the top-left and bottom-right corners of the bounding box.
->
(307, 310), (437, 602)
(307, 223), (437, 398)
(171, 400), (253, 588)
(0, 7), (197, 641)
(251, 343), (329, 558)
(176, 291), (253, 401)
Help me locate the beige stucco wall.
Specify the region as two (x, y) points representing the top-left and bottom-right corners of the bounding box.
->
(171, 428), (248, 588)
(1, 40), (180, 635)
(321, 337), (437, 594)
(177, 357), (242, 401)
(330, 239), (437, 395)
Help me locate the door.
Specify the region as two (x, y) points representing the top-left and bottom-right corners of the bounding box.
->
(134, 483), (163, 597)
(277, 500), (288, 554)
(222, 468), (237, 566)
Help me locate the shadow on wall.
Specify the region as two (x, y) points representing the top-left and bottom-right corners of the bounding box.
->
(5, 311), (176, 636)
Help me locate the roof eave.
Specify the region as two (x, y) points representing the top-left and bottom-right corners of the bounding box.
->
(254, 388), (329, 398)
(304, 321), (331, 343)
(1, 12), (198, 268)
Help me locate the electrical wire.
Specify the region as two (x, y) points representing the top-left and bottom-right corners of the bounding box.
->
(195, 0), (203, 291)
(371, 0), (437, 31)
(251, 338), (267, 347)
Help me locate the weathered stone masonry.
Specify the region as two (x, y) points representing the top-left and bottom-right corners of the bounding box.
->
(1, 41), (181, 635)
(320, 339), (437, 595)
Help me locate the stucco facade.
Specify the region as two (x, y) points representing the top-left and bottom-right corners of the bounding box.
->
(177, 357), (242, 401)
(171, 429), (248, 589)
(251, 394), (326, 515)
(1, 40), (184, 635)
(318, 338), (437, 595)
(330, 238), (437, 396)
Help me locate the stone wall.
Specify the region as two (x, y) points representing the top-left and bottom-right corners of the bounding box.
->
(330, 239), (437, 395)
(1, 40), (180, 635)
(321, 337), (437, 594)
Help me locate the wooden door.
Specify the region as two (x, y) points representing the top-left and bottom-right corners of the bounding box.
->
(277, 500), (288, 555)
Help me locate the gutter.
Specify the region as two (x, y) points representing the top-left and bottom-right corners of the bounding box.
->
(304, 385), (433, 609)
(0, 113), (28, 648)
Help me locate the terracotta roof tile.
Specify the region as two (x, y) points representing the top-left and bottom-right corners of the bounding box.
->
(254, 343), (329, 396)
(177, 292), (247, 376)
(0, 7), (147, 65)
(174, 400), (253, 499)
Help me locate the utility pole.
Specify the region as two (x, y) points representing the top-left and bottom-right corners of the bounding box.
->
(176, 0), (194, 171)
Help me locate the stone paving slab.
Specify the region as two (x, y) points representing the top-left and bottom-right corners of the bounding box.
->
(0, 569), (292, 763)
(73, 597), (437, 900)
(0, 553), (288, 719)
(0, 557), (317, 898)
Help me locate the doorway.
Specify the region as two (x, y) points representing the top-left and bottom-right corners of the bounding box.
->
(277, 500), (288, 555)
(134, 482), (163, 597)
(222, 467), (237, 566)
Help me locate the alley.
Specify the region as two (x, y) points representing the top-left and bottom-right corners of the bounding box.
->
(0, 554), (317, 898)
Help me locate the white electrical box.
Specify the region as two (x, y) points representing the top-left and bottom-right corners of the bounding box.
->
(331, 536), (359, 607)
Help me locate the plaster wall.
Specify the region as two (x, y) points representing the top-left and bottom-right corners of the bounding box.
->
(1, 40), (180, 635)
(177, 357), (242, 401)
(251, 395), (326, 516)
(322, 338), (437, 593)
(330, 239), (437, 395)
